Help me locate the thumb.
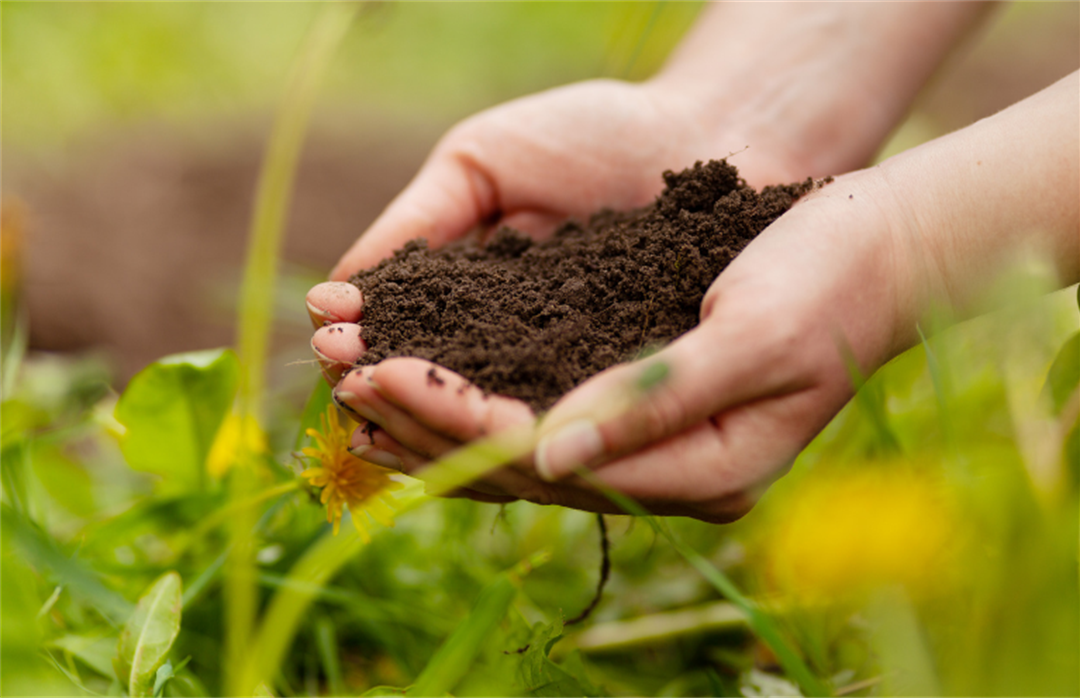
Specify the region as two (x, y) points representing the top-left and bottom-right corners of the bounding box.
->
(533, 318), (800, 482)
(329, 152), (498, 281)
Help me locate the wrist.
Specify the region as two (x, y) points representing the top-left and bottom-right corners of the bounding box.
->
(646, 2), (992, 180)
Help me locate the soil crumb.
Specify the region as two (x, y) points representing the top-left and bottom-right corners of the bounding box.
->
(350, 160), (817, 413)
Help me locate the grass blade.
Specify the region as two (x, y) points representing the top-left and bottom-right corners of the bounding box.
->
(314, 615), (345, 697)
(408, 552), (548, 697)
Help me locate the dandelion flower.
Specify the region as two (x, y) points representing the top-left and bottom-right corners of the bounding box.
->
(300, 405), (403, 540)
(759, 467), (959, 604)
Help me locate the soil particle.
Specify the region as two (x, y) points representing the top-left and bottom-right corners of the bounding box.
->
(350, 160), (817, 413)
(426, 367), (445, 387)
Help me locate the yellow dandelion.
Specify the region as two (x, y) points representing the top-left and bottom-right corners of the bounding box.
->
(758, 467), (961, 605)
(300, 405), (403, 540)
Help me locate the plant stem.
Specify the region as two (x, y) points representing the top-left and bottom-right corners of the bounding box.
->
(225, 4), (358, 696)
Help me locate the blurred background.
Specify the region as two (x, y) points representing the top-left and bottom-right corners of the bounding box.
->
(3, 1), (1077, 385)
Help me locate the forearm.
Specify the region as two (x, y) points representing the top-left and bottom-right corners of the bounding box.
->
(649, 1), (994, 180)
(878, 71), (1079, 349)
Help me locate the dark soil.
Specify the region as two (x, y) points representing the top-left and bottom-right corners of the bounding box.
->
(350, 160), (819, 413)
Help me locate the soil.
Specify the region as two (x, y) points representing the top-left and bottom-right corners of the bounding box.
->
(350, 160), (819, 413)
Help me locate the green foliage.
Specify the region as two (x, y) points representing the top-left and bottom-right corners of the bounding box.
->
(1043, 331), (1080, 415)
(115, 349), (239, 492)
(115, 572), (183, 697)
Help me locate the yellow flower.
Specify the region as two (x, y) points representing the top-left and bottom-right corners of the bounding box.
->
(207, 412), (268, 478)
(758, 467), (960, 604)
(300, 406), (403, 539)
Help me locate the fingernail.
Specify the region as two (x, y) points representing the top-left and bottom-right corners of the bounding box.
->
(311, 340), (335, 365)
(332, 390), (362, 418)
(535, 419), (604, 482)
(306, 300), (336, 324)
(357, 448), (402, 471)
(334, 390), (381, 424)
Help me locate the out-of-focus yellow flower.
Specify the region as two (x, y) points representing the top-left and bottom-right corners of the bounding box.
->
(301, 405), (402, 539)
(759, 467), (959, 604)
(207, 412), (269, 478)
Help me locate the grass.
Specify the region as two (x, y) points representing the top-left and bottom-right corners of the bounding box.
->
(2, 3), (1079, 697)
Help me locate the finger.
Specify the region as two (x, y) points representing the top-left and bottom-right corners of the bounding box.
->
(336, 367), (462, 460)
(306, 282), (363, 329)
(330, 153), (498, 281)
(367, 357), (536, 442)
(311, 323), (366, 384)
(575, 385), (837, 523)
(441, 489), (518, 504)
(534, 309), (816, 482)
(351, 417), (534, 501)
(496, 211), (566, 241)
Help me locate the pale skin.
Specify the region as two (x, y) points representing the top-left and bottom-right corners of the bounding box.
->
(306, 2), (1079, 523)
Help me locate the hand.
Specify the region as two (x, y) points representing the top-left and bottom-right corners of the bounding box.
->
(307, 163), (908, 521)
(313, 73), (1078, 522)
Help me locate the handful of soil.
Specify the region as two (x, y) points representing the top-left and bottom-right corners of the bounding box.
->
(349, 160), (816, 413)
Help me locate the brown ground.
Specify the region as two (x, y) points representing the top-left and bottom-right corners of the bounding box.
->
(5, 118), (436, 380)
(351, 161), (816, 412)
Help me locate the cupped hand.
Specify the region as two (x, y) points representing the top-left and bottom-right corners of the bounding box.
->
(307, 160), (914, 521)
(304, 78), (884, 520)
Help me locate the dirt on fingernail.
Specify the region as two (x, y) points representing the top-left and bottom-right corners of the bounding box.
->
(349, 160), (820, 412)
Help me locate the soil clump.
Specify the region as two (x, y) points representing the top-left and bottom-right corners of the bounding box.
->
(350, 160), (817, 413)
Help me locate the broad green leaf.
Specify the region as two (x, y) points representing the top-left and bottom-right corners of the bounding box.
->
(1042, 331), (1080, 415)
(115, 571), (183, 698)
(115, 348), (239, 492)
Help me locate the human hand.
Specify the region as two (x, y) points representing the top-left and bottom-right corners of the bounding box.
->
(307, 76), (806, 384)
(306, 164), (908, 520)
(307, 59), (1076, 523)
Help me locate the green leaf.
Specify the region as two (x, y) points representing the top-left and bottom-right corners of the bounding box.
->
(518, 618), (604, 697)
(1042, 331), (1080, 415)
(152, 656), (190, 698)
(115, 349), (239, 492)
(362, 687), (408, 697)
(115, 571), (183, 698)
